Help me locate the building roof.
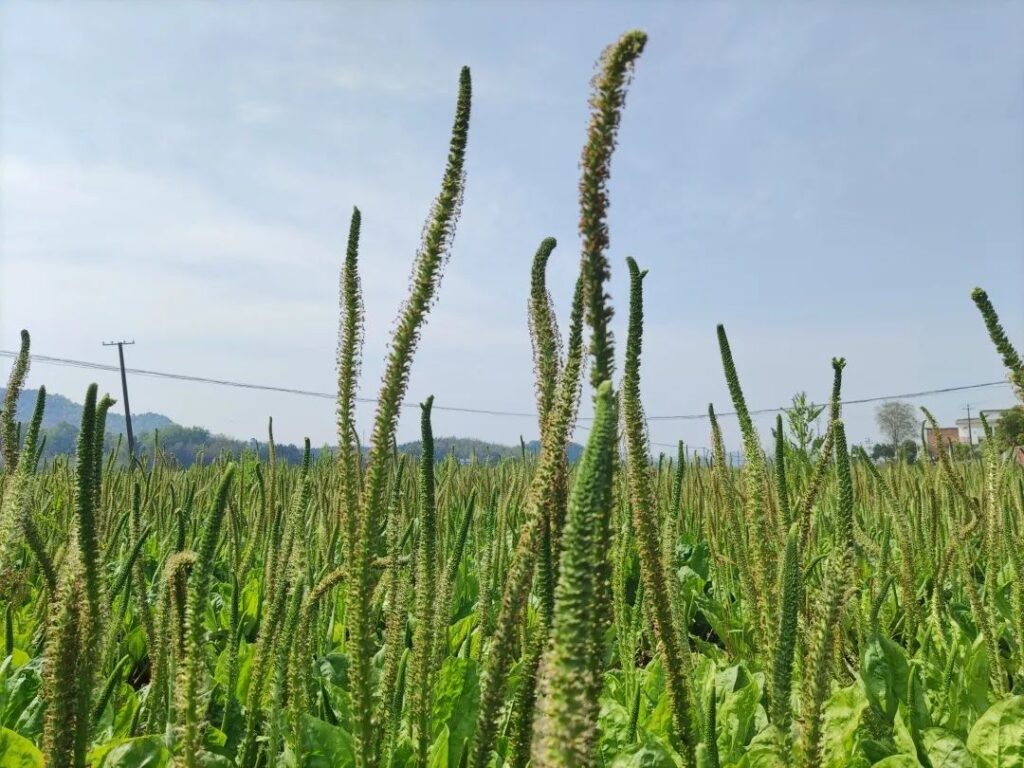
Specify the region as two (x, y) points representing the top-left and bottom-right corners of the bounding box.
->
(955, 409), (1007, 427)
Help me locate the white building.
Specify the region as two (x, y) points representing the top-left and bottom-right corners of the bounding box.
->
(955, 409), (1006, 445)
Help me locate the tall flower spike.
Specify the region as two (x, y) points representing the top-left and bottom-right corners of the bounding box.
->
(432, 493), (475, 675)
(92, 394), (116, 515)
(830, 357), (846, 418)
(338, 206), (364, 561)
(580, 30), (647, 389)
(798, 557), (846, 767)
(0, 385), (47, 580)
(477, 32), (646, 766)
(0, 329), (30, 472)
(716, 325), (773, 653)
(531, 380), (618, 767)
(709, 402), (759, 633)
(773, 415), (791, 528)
(470, 262), (586, 768)
(74, 384), (102, 625)
(411, 396), (438, 766)
(529, 237), (562, 429)
(673, 439), (686, 521)
(796, 359), (844, 551)
(529, 237), (565, 628)
(42, 551), (87, 768)
(832, 420), (854, 556)
(770, 523), (801, 738)
(971, 287), (1024, 401)
(22, 386), (46, 471)
(183, 465), (236, 764)
(621, 257), (696, 766)
(347, 65), (471, 768)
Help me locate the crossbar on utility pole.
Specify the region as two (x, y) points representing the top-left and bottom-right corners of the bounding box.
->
(103, 340), (136, 458)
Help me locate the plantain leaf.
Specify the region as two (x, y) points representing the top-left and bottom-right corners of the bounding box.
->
(86, 735), (169, 767)
(966, 696), (1024, 767)
(297, 715), (355, 768)
(862, 632), (910, 725)
(922, 727), (974, 768)
(0, 727), (42, 768)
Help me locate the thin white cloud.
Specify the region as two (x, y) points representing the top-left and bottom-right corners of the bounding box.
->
(2, 157), (338, 271)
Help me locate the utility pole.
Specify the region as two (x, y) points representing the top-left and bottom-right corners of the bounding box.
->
(103, 340), (136, 458)
(964, 402), (974, 452)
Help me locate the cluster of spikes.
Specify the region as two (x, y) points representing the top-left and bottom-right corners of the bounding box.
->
(0, 29), (1023, 768)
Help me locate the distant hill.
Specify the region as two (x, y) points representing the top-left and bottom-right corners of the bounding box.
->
(1, 387), (173, 436)
(524, 439), (585, 463)
(1, 387), (583, 468)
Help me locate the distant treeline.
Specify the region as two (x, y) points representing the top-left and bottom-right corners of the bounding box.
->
(2, 387), (581, 469)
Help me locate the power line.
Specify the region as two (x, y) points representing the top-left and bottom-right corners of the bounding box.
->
(0, 350), (537, 418)
(645, 380), (1013, 421)
(0, 349), (1012, 424)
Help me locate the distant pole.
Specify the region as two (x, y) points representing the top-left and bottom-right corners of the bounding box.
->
(103, 340), (136, 458)
(964, 402), (973, 448)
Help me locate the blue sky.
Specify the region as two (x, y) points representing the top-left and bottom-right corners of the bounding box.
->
(2, 1), (1022, 453)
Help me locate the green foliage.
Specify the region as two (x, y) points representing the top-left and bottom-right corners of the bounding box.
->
(994, 406), (1024, 451)
(783, 392), (825, 459)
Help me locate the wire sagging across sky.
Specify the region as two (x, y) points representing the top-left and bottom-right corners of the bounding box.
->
(0, 349), (1012, 425)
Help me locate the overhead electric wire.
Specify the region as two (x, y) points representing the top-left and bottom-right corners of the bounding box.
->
(0, 349), (1012, 425)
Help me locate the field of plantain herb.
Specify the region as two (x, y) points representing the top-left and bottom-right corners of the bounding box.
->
(2, 29), (1024, 768)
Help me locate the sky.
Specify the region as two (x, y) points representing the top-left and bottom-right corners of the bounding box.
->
(1, 0), (1022, 455)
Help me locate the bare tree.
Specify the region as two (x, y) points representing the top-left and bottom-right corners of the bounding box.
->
(875, 401), (918, 449)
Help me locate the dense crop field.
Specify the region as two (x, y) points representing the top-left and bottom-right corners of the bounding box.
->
(2, 30), (1024, 768)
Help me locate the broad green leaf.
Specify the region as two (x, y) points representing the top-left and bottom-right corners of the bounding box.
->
(922, 728), (974, 768)
(297, 715), (355, 768)
(862, 633), (910, 724)
(0, 727), (42, 768)
(964, 638), (991, 716)
(1, 654), (27, 673)
(598, 689), (633, 765)
(196, 751), (233, 767)
(908, 663), (931, 734)
(821, 682), (869, 768)
(428, 725), (449, 768)
(966, 695), (1024, 767)
(214, 639), (254, 702)
(318, 652), (350, 687)
(445, 615), (474, 657)
(240, 576), (261, 635)
(735, 726), (785, 768)
(125, 627), (147, 663)
(643, 688), (673, 742)
(872, 756), (920, 767)
(430, 657), (479, 768)
(714, 665), (761, 762)
(677, 539), (711, 582)
(318, 652), (352, 729)
(1, 659), (40, 731)
(87, 735), (170, 767)
(894, 704), (918, 756)
(390, 737), (414, 768)
(608, 734), (677, 768)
